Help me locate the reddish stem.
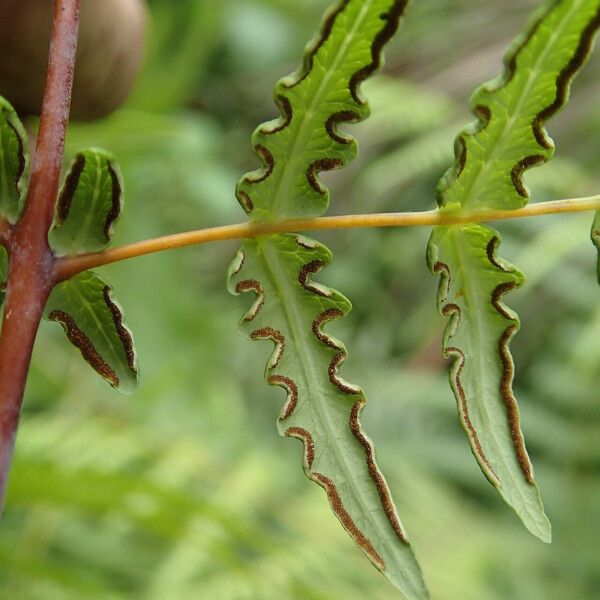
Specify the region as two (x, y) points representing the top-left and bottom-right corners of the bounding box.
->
(0, 0), (80, 506)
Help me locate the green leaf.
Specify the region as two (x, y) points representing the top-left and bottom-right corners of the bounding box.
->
(438, 0), (600, 214)
(49, 149), (123, 255)
(427, 224), (550, 541)
(45, 272), (138, 394)
(0, 96), (28, 222)
(45, 149), (134, 392)
(229, 0), (427, 596)
(428, 0), (600, 540)
(592, 210), (600, 284)
(228, 234), (427, 599)
(236, 0), (410, 222)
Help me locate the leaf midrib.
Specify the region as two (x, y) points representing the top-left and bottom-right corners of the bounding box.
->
(70, 154), (104, 253)
(450, 228), (544, 529)
(269, 1), (372, 220)
(458, 0), (580, 212)
(66, 276), (124, 370)
(258, 236), (399, 562)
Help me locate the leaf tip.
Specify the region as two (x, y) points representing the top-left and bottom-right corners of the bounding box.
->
(526, 511), (552, 544)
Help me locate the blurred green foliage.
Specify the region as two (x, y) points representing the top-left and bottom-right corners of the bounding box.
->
(1, 0), (599, 598)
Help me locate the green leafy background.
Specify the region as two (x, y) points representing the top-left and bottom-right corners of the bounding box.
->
(1, 1), (600, 598)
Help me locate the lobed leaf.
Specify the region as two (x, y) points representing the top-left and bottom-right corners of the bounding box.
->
(427, 224), (550, 541)
(228, 234), (427, 599)
(236, 0), (410, 221)
(438, 0), (600, 214)
(49, 149), (123, 255)
(46, 150), (135, 393)
(0, 96), (28, 222)
(45, 272), (138, 394)
(228, 0), (428, 596)
(428, 0), (600, 540)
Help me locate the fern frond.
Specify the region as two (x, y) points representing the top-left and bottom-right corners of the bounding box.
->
(228, 234), (425, 596)
(428, 0), (600, 541)
(228, 1), (428, 596)
(439, 0), (600, 214)
(236, 0), (409, 221)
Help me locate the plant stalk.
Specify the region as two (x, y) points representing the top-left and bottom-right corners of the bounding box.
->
(56, 195), (600, 280)
(0, 0), (80, 506)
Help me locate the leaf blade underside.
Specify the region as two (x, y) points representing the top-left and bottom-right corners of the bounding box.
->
(427, 225), (550, 540)
(229, 0), (428, 597)
(45, 272), (138, 394)
(428, 0), (600, 541)
(237, 0), (410, 222)
(0, 96), (28, 222)
(49, 148), (123, 255)
(229, 234), (426, 599)
(46, 150), (136, 392)
(438, 0), (600, 214)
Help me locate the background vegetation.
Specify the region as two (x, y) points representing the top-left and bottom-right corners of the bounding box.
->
(1, 1), (599, 598)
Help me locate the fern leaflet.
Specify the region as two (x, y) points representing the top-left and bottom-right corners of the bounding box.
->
(228, 1), (429, 597)
(428, 0), (600, 541)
